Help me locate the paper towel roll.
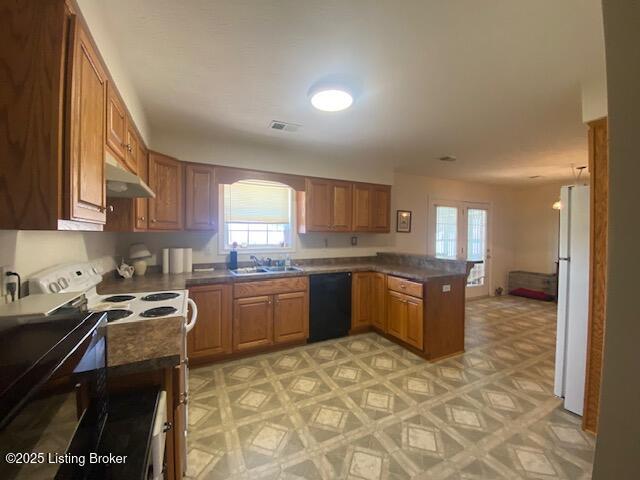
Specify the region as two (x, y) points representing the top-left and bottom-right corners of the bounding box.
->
(169, 248), (184, 274)
(162, 248), (170, 274)
(183, 248), (193, 273)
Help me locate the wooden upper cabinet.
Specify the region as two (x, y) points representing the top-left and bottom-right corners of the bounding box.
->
(135, 143), (149, 230)
(233, 296), (274, 351)
(331, 181), (353, 231)
(371, 273), (387, 331)
(123, 121), (139, 174)
(301, 178), (332, 231)
(67, 18), (107, 224)
(187, 284), (232, 359)
(106, 83), (127, 163)
(274, 291), (308, 344)
(185, 163), (217, 231)
(371, 185), (391, 232)
(353, 184), (372, 231)
(148, 151), (184, 230)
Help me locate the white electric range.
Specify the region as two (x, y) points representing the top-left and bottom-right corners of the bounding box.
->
(28, 262), (197, 479)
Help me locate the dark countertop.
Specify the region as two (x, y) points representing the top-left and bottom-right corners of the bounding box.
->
(97, 262), (466, 294)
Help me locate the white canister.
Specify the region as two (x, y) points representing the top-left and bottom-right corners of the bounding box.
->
(183, 248), (193, 273)
(162, 248), (170, 274)
(169, 248), (184, 274)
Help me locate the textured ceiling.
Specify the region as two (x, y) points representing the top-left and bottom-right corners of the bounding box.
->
(94, 0), (605, 184)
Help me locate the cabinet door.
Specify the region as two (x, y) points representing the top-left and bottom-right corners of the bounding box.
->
(185, 164), (217, 230)
(148, 152), (184, 230)
(123, 121), (139, 174)
(274, 291), (308, 343)
(134, 144), (148, 230)
(405, 296), (424, 349)
(371, 273), (386, 331)
(233, 296), (274, 351)
(106, 83), (126, 163)
(304, 178), (332, 231)
(330, 181), (352, 231)
(67, 20), (107, 224)
(351, 272), (372, 330)
(371, 185), (391, 232)
(187, 285), (232, 359)
(352, 184), (372, 231)
(386, 290), (406, 340)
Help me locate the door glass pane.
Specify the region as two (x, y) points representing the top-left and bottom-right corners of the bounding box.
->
(435, 206), (458, 259)
(467, 208), (487, 286)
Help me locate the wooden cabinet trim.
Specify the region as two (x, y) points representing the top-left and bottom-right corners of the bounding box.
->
(233, 276), (308, 298)
(387, 275), (423, 298)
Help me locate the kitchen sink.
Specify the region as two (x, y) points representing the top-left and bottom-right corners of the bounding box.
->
(263, 266), (304, 273)
(229, 267), (270, 276)
(229, 266), (304, 276)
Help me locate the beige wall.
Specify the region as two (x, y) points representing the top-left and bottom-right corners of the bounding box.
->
(510, 182), (565, 274)
(592, 1), (640, 478)
(391, 173), (516, 294)
(0, 231), (117, 300)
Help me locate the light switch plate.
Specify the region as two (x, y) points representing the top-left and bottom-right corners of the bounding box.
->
(442, 284), (451, 293)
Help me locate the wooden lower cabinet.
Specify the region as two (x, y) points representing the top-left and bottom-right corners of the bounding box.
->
(274, 291), (308, 343)
(187, 284), (232, 360)
(351, 272), (373, 331)
(231, 277), (309, 354)
(386, 290), (406, 339)
(233, 296), (274, 351)
(405, 296), (424, 349)
(385, 288), (424, 350)
(371, 273), (387, 330)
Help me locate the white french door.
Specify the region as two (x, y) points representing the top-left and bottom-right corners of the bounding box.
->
(430, 200), (491, 298)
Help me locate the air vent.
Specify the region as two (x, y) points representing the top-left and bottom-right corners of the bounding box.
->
(269, 120), (301, 132)
(438, 155), (457, 162)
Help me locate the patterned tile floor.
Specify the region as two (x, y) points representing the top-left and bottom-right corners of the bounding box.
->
(186, 296), (595, 479)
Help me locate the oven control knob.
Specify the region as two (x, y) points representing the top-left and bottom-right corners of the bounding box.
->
(49, 282), (61, 293)
(58, 277), (69, 290)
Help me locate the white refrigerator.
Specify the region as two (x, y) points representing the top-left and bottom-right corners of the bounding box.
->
(554, 185), (590, 415)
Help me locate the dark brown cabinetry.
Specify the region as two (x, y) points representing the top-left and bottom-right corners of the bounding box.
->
(185, 163), (217, 231)
(67, 17), (108, 225)
(187, 284), (232, 360)
(148, 151), (184, 230)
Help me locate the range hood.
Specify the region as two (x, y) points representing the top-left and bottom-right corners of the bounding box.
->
(105, 154), (155, 198)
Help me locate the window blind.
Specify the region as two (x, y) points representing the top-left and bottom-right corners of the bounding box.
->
(223, 180), (291, 224)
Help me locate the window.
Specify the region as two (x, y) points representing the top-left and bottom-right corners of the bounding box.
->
(466, 208), (487, 286)
(222, 180), (293, 251)
(435, 206), (458, 259)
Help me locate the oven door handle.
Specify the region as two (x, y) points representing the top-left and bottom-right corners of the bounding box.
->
(185, 298), (198, 333)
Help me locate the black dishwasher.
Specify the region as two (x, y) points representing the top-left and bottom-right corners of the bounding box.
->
(309, 272), (352, 343)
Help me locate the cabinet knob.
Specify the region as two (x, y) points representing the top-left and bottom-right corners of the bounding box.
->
(151, 219), (157, 223)
(139, 216), (145, 221)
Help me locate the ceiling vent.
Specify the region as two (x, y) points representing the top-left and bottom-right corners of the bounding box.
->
(269, 120), (301, 132)
(438, 155), (457, 162)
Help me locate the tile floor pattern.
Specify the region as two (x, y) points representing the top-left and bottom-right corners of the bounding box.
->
(186, 296), (595, 479)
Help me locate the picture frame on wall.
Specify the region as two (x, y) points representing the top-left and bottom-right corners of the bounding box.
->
(396, 210), (412, 233)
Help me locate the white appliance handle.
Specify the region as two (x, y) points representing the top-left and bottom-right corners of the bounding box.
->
(185, 298), (198, 333)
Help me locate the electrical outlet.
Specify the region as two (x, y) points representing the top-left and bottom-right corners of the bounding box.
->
(0, 265), (9, 303)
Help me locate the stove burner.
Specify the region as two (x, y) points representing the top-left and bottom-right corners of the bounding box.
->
(140, 306), (178, 318)
(141, 292), (180, 302)
(105, 309), (133, 322)
(103, 295), (136, 303)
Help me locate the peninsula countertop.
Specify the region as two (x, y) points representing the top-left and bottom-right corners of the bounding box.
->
(97, 261), (467, 294)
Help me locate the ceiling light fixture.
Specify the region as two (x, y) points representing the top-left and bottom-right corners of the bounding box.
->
(309, 88), (353, 112)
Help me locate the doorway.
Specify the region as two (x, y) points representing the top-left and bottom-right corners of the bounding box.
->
(429, 200), (491, 298)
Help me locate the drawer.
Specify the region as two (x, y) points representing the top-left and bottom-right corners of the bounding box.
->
(234, 276), (309, 298)
(387, 275), (423, 298)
